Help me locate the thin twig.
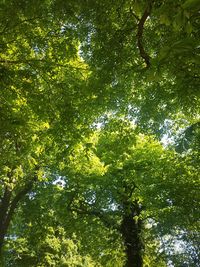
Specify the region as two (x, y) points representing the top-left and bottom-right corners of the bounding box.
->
(129, 7), (140, 21)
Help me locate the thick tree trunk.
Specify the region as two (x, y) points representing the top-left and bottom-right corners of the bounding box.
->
(121, 201), (144, 267)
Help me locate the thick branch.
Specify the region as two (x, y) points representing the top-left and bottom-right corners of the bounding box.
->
(136, 2), (152, 68)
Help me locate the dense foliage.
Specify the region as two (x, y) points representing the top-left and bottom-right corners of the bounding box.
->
(0, 0), (199, 266)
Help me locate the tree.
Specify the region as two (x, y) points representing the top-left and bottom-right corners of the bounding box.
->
(77, 0), (200, 128)
(0, 0), (97, 256)
(4, 182), (100, 267)
(1, 0), (199, 266)
(31, 118), (197, 267)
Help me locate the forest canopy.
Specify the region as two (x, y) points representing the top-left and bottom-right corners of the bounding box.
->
(0, 0), (200, 266)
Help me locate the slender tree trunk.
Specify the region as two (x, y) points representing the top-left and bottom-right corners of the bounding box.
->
(0, 178), (36, 256)
(121, 201), (144, 267)
(0, 187), (12, 259)
(0, 224), (7, 259)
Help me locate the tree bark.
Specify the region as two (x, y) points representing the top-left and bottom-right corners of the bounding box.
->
(121, 201), (144, 267)
(0, 173), (38, 256)
(0, 187), (12, 255)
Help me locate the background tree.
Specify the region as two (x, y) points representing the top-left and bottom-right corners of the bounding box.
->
(11, 118), (195, 266)
(1, 0), (99, 256)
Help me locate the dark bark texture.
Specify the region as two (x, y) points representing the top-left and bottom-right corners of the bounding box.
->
(121, 200), (144, 267)
(0, 170), (38, 257)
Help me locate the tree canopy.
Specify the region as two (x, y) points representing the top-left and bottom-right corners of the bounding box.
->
(0, 0), (199, 266)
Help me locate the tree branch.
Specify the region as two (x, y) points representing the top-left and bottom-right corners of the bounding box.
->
(129, 7), (140, 21)
(136, 2), (153, 68)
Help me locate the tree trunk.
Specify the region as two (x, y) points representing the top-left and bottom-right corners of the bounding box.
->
(0, 224), (7, 260)
(121, 201), (144, 267)
(0, 178), (36, 256)
(0, 187), (12, 258)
